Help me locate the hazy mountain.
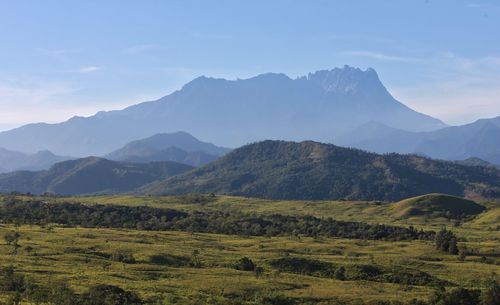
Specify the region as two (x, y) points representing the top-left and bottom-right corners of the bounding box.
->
(105, 132), (230, 166)
(0, 157), (193, 195)
(0, 147), (72, 173)
(141, 140), (500, 201)
(456, 157), (498, 168)
(0, 66), (446, 156)
(337, 117), (500, 165)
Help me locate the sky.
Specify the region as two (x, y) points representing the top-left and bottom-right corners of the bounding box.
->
(0, 0), (499, 130)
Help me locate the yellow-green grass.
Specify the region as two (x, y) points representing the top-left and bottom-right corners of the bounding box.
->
(9, 194), (498, 241)
(1, 224), (498, 304)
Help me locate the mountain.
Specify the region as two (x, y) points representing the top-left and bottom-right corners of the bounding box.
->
(105, 132), (230, 166)
(456, 157), (499, 168)
(0, 147), (72, 173)
(0, 66), (446, 156)
(0, 157), (193, 195)
(141, 140), (500, 201)
(337, 117), (500, 165)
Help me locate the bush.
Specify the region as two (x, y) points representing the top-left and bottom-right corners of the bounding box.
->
(234, 257), (256, 271)
(79, 284), (143, 305)
(148, 254), (189, 267)
(432, 287), (480, 305)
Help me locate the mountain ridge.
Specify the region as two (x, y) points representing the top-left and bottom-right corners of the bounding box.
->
(0, 157), (193, 195)
(141, 140), (500, 201)
(0, 147), (72, 173)
(0, 66), (446, 156)
(337, 116), (500, 164)
(105, 131), (230, 166)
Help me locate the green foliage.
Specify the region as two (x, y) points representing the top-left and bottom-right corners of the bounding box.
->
(431, 287), (480, 305)
(0, 198), (435, 241)
(80, 285), (143, 305)
(269, 257), (447, 287)
(435, 229), (458, 254)
(148, 253), (190, 266)
(145, 140), (500, 201)
(234, 257), (256, 271)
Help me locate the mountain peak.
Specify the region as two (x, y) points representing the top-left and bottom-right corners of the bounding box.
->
(306, 66), (383, 94)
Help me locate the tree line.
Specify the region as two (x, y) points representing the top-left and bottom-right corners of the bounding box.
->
(0, 198), (435, 241)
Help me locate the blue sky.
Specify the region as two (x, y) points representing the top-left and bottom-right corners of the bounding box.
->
(1, 0), (499, 130)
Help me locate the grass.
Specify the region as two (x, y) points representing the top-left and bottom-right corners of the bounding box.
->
(0, 194), (499, 304)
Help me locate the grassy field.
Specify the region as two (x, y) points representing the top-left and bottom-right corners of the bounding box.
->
(0, 194), (499, 304)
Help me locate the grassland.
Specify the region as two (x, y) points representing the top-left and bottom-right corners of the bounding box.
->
(0, 194), (499, 304)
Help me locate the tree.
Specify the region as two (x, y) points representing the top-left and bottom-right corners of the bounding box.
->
(4, 231), (21, 254)
(79, 284), (143, 305)
(431, 287), (480, 305)
(449, 238), (458, 255)
(458, 245), (467, 262)
(435, 228), (458, 254)
(234, 257), (256, 271)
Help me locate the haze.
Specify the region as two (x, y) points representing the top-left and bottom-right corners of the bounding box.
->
(1, 0), (500, 131)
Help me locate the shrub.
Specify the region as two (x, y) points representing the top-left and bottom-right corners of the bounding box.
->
(234, 257), (256, 271)
(148, 254), (189, 267)
(79, 284), (143, 305)
(432, 287), (480, 305)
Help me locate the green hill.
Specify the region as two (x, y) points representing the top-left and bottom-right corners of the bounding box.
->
(392, 193), (486, 219)
(141, 140), (500, 201)
(0, 157), (193, 195)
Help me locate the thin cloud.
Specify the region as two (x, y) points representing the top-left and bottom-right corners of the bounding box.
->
(123, 44), (157, 54)
(341, 51), (420, 62)
(36, 48), (70, 56)
(76, 66), (102, 73)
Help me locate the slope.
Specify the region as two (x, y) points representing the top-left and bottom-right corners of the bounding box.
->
(142, 140), (500, 201)
(105, 131), (230, 166)
(0, 157), (193, 195)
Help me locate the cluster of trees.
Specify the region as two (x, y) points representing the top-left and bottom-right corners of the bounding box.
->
(0, 266), (143, 305)
(429, 279), (500, 305)
(435, 228), (458, 255)
(269, 257), (447, 287)
(0, 199), (435, 241)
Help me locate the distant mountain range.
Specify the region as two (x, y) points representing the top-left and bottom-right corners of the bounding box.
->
(2, 140), (500, 200)
(0, 157), (193, 195)
(0, 147), (72, 173)
(142, 140), (500, 201)
(0, 66), (446, 156)
(337, 117), (500, 165)
(106, 131), (230, 167)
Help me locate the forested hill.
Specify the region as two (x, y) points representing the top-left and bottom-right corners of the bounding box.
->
(142, 140), (500, 201)
(0, 157), (193, 195)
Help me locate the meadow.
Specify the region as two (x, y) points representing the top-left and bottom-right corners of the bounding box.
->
(0, 194), (498, 304)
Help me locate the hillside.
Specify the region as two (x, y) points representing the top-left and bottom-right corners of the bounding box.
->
(105, 131), (230, 166)
(391, 193), (486, 219)
(337, 117), (500, 165)
(142, 140), (500, 201)
(0, 147), (72, 173)
(0, 157), (193, 195)
(0, 66), (445, 156)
